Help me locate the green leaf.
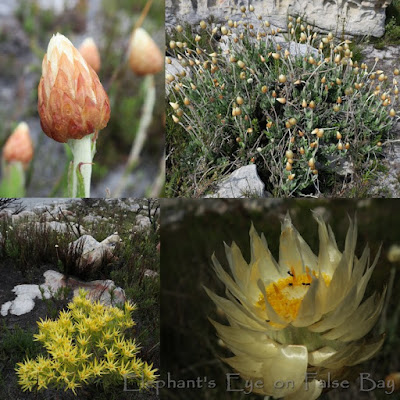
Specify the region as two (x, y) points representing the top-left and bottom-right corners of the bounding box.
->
(0, 162), (26, 197)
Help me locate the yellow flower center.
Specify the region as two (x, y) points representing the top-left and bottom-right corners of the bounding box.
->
(257, 267), (331, 321)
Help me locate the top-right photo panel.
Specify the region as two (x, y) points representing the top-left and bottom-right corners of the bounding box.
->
(165, 0), (400, 198)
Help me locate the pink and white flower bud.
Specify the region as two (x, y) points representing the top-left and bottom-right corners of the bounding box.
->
(3, 122), (34, 166)
(78, 37), (101, 73)
(128, 28), (163, 76)
(38, 33), (110, 143)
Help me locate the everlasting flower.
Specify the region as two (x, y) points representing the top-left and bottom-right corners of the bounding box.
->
(2, 122), (34, 166)
(38, 33), (110, 143)
(78, 37), (101, 73)
(128, 27), (163, 76)
(206, 213), (385, 399)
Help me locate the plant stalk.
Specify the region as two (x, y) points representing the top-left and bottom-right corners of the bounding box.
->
(114, 75), (156, 197)
(68, 134), (96, 197)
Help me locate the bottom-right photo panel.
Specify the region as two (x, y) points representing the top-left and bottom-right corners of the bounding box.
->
(161, 199), (400, 400)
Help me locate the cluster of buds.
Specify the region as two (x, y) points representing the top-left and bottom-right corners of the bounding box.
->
(166, 6), (400, 196)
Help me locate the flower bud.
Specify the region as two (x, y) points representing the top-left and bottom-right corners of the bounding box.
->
(3, 122), (34, 166)
(278, 74), (287, 83)
(78, 37), (101, 73)
(38, 33), (110, 143)
(236, 96), (244, 105)
(129, 28), (163, 76)
(285, 150), (294, 159)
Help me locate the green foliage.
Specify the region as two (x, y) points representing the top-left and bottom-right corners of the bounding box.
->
(383, 17), (400, 44)
(111, 228), (160, 353)
(373, 2), (400, 48)
(386, 0), (400, 25)
(0, 162), (26, 197)
(166, 14), (398, 197)
(0, 219), (75, 272)
(15, 289), (158, 395)
(0, 324), (41, 363)
(15, 0), (59, 42)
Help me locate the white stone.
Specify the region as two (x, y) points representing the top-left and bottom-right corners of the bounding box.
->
(136, 215), (152, 231)
(1, 284), (52, 316)
(144, 269), (159, 278)
(166, 0), (392, 38)
(82, 215), (100, 224)
(206, 164), (265, 198)
(1, 269), (126, 316)
(69, 234), (120, 269)
(32, 221), (85, 236)
(11, 211), (37, 223)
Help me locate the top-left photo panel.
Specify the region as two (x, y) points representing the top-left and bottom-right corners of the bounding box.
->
(0, 0), (165, 198)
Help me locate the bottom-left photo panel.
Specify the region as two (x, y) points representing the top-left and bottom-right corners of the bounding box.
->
(0, 198), (159, 400)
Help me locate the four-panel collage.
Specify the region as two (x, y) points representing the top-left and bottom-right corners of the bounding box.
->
(1, 0), (400, 399)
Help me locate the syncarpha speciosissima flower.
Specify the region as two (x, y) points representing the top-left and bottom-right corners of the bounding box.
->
(38, 33), (110, 197)
(38, 33), (110, 143)
(205, 213), (386, 399)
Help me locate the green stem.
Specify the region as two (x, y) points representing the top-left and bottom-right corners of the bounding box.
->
(0, 160), (26, 197)
(114, 74), (156, 197)
(68, 134), (96, 198)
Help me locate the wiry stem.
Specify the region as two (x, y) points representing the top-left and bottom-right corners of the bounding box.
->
(114, 75), (156, 196)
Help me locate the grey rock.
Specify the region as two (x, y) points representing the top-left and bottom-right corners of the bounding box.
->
(144, 269), (159, 278)
(11, 211), (37, 223)
(166, 0), (391, 37)
(69, 234), (120, 269)
(135, 215), (152, 231)
(325, 155), (354, 176)
(206, 164), (265, 198)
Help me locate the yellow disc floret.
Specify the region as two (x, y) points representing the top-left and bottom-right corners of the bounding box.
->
(257, 267), (331, 321)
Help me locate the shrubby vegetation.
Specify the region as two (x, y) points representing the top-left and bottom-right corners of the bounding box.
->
(15, 289), (157, 395)
(166, 8), (399, 197)
(0, 199), (159, 399)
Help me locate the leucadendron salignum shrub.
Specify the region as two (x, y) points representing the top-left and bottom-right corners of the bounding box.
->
(166, 8), (399, 197)
(15, 289), (158, 395)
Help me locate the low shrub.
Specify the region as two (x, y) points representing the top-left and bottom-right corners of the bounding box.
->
(166, 8), (399, 197)
(15, 289), (158, 395)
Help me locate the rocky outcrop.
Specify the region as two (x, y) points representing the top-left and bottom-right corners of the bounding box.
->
(69, 234), (120, 270)
(206, 164), (265, 198)
(1, 269), (125, 316)
(166, 0), (392, 37)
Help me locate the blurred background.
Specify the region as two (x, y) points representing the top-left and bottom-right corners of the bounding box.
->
(161, 199), (400, 399)
(0, 0), (164, 197)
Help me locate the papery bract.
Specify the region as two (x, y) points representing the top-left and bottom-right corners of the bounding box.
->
(206, 213), (385, 400)
(38, 33), (110, 143)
